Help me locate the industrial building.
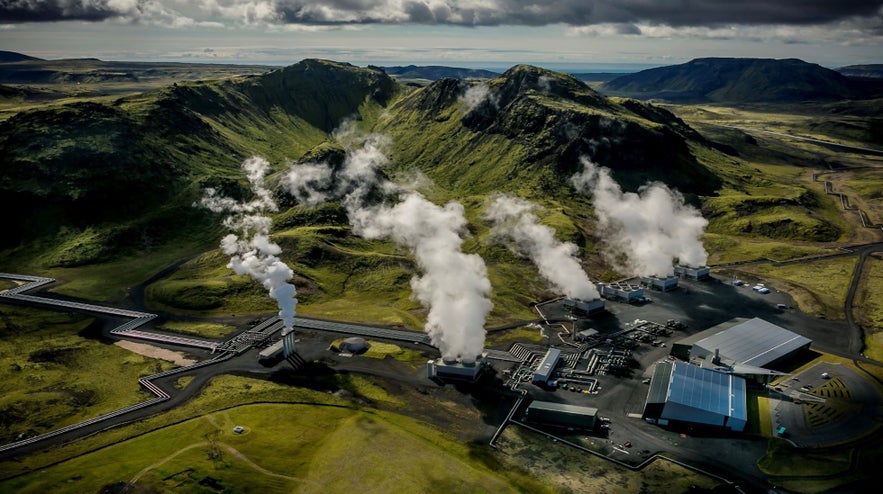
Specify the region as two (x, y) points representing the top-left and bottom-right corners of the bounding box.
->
(427, 354), (489, 383)
(642, 361), (747, 431)
(533, 348), (561, 385)
(640, 275), (679, 291)
(598, 281), (644, 303)
(563, 298), (605, 315)
(674, 265), (711, 280)
(525, 401), (599, 429)
(258, 340), (284, 363)
(575, 328), (599, 342)
(671, 317), (812, 370)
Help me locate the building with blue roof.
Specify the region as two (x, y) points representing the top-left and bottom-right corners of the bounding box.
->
(643, 361), (748, 431)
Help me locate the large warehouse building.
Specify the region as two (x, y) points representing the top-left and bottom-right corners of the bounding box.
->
(643, 361), (748, 431)
(671, 317), (812, 370)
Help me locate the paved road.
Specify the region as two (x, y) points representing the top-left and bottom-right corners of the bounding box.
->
(717, 125), (883, 156)
(843, 243), (883, 355)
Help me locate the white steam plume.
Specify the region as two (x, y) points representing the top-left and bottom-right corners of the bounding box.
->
(284, 130), (493, 360)
(348, 193), (492, 361)
(200, 157), (298, 334)
(282, 162), (333, 207)
(484, 194), (600, 301)
(570, 157), (708, 277)
(459, 83), (496, 113)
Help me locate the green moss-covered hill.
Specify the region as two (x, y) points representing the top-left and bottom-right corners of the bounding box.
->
(0, 59), (847, 321)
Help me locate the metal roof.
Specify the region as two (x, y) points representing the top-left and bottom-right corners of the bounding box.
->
(666, 362), (747, 422)
(645, 361), (673, 405)
(527, 400), (598, 416)
(675, 318), (748, 346)
(533, 348), (561, 382)
(692, 317), (811, 367)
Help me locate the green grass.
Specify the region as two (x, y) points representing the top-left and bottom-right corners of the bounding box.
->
(704, 233), (833, 264)
(856, 255), (883, 361)
(497, 425), (721, 493)
(757, 393), (773, 437)
(0, 279), (17, 291)
(0, 305), (173, 443)
(0, 375), (348, 478)
(173, 375), (194, 390)
(757, 438), (851, 477)
(1, 400), (530, 493)
(157, 320), (237, 339)
(1, 236), (213, 303)
(739, 256), (858, 319)
(744, 390), (762, 434)
(486, 325), (547, 347)
(359, 341), (428, 367)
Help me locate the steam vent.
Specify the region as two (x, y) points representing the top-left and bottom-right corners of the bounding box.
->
(427, 354), (489, 383)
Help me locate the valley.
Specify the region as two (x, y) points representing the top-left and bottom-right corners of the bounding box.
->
(1, 55), (881, 493)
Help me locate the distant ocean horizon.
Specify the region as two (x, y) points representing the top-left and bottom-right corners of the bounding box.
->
(361, 61), (659, 74)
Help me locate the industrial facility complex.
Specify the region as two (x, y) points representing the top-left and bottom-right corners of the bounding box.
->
(2, 261), (880, 494)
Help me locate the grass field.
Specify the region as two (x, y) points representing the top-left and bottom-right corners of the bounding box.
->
(757, 438), (852, 477)
(0, 389), (542, 493)
(497, 425), (722, 493)
(855, 255), (883, 361)
(486, 325), (547, 347)
(1, 238), (212, 303)
(0, 305), (173, 444)
(704, 233), (834, 265)
(157, 320), (238, 339)
(359, 341), (428, 367)
(736, 256), (858, 319)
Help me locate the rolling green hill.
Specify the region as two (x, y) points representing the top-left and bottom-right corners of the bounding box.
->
(379, 64), (720, 196)
(0, 59), (397, 268)
(603, 58), (857, 103)
(0, 59), (850, 317)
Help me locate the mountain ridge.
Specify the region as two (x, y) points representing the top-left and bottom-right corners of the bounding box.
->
(603, 57), (858, 103)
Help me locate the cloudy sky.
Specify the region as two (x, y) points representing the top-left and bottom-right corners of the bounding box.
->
(1, 1), (881, 70)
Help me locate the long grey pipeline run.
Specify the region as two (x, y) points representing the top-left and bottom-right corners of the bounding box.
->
(0, 273), (518, 454)
(0, 273), (238, 454)
(0, 273), (218, 350)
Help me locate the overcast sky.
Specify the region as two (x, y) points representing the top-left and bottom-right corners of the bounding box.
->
(1, 1), (881, 70)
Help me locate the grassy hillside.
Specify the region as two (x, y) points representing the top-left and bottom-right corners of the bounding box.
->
(0, 60), (399, 300)
(0, 58), (864, 323)
(380, 65), (721, 196)
(0, 306), (172, 444)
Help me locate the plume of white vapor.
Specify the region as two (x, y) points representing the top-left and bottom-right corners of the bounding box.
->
(570, 157), (708, 277)
(349, 193), (492, 361)
(200, 157), (298, 334)
(282, 162), (333, 207)
(282, 133), (392, 208)
(484, 194), (600, 301)
(284, 129), (493, 360)
(459, 83), (496, 113)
